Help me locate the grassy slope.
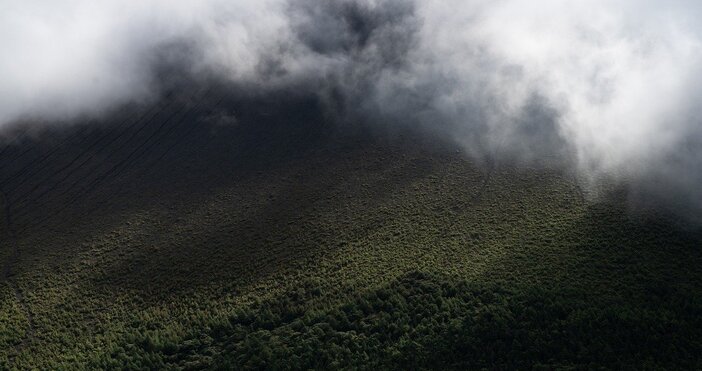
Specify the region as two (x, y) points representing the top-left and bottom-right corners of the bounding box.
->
(1, 92), (702, 369)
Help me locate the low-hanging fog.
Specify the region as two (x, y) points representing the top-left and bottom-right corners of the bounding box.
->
(2, 0), (702, 222)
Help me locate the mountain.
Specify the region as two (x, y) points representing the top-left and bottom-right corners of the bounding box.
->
(1, 86), (702, 369)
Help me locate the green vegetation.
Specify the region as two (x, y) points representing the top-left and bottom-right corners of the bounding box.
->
(157, 271), (702, 370)
(1, 109), (701, 369)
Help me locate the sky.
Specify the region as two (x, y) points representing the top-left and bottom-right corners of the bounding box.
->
(2, 0), (702, 222)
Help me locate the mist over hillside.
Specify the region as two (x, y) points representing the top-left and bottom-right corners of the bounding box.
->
(3, 0), (702, 223)
(2, 85), (702, 368)
(3, 1), (702, 369)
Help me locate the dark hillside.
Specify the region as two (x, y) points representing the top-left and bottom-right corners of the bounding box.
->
(1, 88), (702, 369)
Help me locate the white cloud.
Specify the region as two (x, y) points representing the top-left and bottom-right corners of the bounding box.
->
(3, 0), (702, 219)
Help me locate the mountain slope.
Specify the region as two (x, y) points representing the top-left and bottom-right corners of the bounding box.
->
(1, 89), (701, 369)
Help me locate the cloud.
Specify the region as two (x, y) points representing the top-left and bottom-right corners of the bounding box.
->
(2, 0), (702, 221)
(408, 0), (702, 219)
(0, 0), (293, 124)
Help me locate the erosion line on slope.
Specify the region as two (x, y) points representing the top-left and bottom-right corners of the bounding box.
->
(7, 92), (177, 203)
(0, 127), (90, 190)
(18, 88), (214, 232)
